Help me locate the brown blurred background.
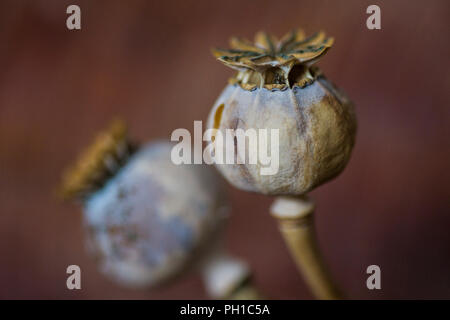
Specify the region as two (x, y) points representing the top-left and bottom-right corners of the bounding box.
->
(0, 0), (449, 299)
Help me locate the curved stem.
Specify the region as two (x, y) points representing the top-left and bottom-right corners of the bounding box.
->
(270, 196), (342, 300)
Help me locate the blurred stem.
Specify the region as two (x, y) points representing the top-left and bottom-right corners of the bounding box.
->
(226, 277), (262, 300)
(270, 195), (342, 300)
(200, 251), (262, 299)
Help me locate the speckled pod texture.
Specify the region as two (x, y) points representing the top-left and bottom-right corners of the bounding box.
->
(83, 142), (227, 288)
(207, 78), (356, 195)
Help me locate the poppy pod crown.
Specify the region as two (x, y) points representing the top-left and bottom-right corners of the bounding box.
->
(60, 120), (136, 200)
(212, 29), (334, 90)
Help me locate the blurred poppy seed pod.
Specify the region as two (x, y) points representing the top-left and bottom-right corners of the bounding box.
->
(60, 121), (227, 288)
(207, 29), (357, 195)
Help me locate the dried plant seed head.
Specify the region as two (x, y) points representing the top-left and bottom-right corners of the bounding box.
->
(208, 29), (357, 195)
(60, 121), (228, 288)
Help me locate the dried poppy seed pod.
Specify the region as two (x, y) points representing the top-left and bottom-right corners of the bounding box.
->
(207, 29), (356, 195)
(60, 121), (227, 288)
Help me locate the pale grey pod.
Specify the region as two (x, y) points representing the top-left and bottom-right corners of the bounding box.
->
(206, 78), (356, 195)
(83, 142), (227, 288)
